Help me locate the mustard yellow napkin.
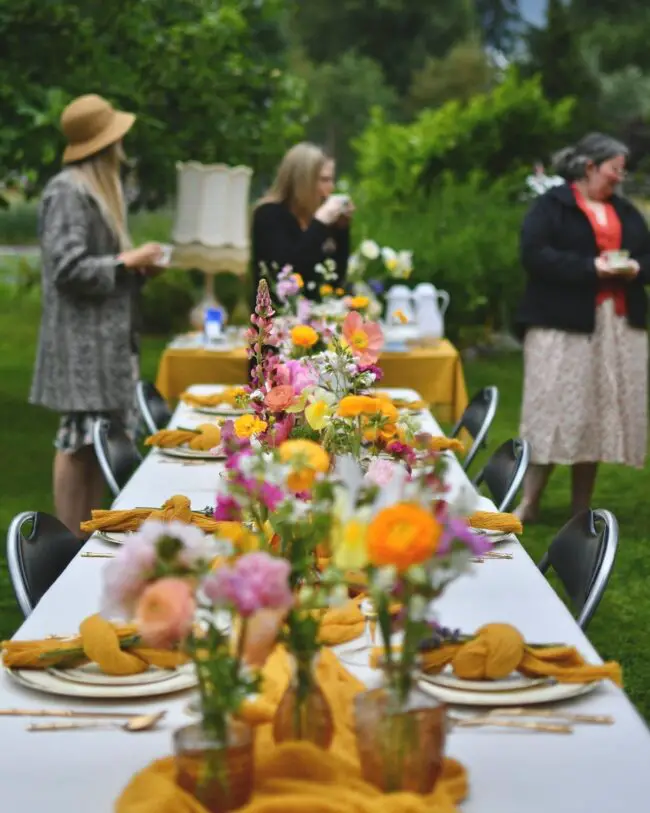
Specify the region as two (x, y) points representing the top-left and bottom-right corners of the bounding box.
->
(145, 423), (222, 450)
(115, 647), (468, 813)
(2, 614), (188, 675)
(375, 623), (621, 686)
(79, 495), (246, 542)
(468, 511), (523, 535)
(429, 437), (465, 453)
(181, 387), (247, 408)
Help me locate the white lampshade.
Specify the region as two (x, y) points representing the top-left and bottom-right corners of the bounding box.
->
(172, 162), (253, 248)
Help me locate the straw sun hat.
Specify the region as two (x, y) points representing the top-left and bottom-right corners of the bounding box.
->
(61, 94), (135, 164)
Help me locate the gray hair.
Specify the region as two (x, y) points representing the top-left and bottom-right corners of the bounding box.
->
(552, 133), (629, 181)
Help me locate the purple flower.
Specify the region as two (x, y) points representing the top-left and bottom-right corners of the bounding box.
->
(260, 482), (285, 512)
(214, 495), (242, 521)
(358, 363), (383, 382)
(202, 552), (293, 616)
(369, 279), (384, 295)
(439, 516), (493, 556)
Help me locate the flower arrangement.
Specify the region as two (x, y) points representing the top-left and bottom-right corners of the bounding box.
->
(101, 520), (293, 743)
(348, 239), (413, 285)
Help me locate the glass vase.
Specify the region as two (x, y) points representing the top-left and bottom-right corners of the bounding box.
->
(354, 685), (446, 794)
(174, 720), (254, 812)
(273, 653), (334, 749)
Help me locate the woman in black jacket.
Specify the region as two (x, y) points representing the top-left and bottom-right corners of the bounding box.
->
(515, 133), (649, 522)
(251, 142), (352, 305)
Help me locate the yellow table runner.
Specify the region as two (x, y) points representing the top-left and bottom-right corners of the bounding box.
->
(115, 647), (468, 813)
(155, 339), (468, 422)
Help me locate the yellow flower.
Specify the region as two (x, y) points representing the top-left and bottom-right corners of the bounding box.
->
(337, 395), (381, 418)
(233, 414), (267, 439)
(305, 400), (331, 431)
(332, 518), (369, 570)
(393, 309), (408, 324)
(385, 257), (398, 272)
(290, 325), (319, 348)
(349, 295), (370, 310)
(293, 273), (304, 289)
(349, 329), (369, 351)
(278, 439), (330, 492)
(320, 284), (334, 296)
(367, 503), (441, 572)
(335, 287), (345, 296)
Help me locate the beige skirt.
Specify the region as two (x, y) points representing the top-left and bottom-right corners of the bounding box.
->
(520, 299), (648, 468)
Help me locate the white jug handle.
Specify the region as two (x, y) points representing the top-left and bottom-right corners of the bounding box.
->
(438, 290), (450, 315)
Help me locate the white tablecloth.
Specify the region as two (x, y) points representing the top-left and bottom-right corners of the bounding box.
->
(1, 386), (649, 812)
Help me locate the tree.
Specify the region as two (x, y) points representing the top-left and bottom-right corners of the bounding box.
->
(474, 0), (523, 53)
(289, 0), (476, 96)
(525, 0), (600, 135)
(0, 0), (306, 205)
(406, 39), (497, 115)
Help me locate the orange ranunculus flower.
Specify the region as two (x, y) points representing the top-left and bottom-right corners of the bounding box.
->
(375, 398), (399, 423)
(291, 325), (319, 348)
(265, 385), (296, 412)
(320, 284), (334, 296)
(363, 421), (398, 443)
(135, 578), (195, 648)
(337, 395), (381, 418)
(349, 295), (370, 310)
(367, 503), (441, 572)
(278, 439), (330, 492)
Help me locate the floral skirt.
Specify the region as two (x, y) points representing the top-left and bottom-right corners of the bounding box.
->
(54, 355), (140, 455)
(520, 299), (648, 468)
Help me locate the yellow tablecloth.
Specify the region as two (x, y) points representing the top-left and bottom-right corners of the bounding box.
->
(155, 339), (468, 423)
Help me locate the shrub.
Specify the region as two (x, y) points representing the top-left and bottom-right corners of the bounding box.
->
(140, 269), (198, 335)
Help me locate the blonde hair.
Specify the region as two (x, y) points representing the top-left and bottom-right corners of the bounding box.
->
(67, 142), (131, 250)
(260, 142), (330, 222)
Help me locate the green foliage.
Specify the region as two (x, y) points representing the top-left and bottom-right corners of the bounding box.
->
(406, 38), (497, 116)
(354, 71), (573, 207)
(352, 174), (526, 337)
(0, 0), (306, 205)
(140, 269), (198, 335)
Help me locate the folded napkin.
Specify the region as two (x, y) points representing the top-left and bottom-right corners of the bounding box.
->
(116, 646), (467, 813)
(145, 423), (222, 450)
(181, 387), (247, 408)
(409, 623), (621, 686)
(468, 510), (523, 535)
(318, 596), (366, 646)
(2, 614), (188, 675)
(429, 437), (464, 453)
(79, 495), (244, 541)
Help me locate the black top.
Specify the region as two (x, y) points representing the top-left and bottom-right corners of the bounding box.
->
(250, 201), (350, 304)
(515, 183), (650, 337)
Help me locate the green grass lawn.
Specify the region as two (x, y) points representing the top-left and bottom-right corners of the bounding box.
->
(1, 287), (649, 718)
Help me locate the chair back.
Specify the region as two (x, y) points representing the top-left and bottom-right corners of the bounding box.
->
(538, 509), (618, 629)
(450, 387), (499, 471)
(6, 512), (81, 617)
(93, 418), (142, 497)
(136, 380), (172, 435)
(473, 437), (530, 512)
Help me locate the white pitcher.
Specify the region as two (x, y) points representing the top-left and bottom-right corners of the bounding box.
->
(412, 282), (450, 339)
(385, 284), (416, 325)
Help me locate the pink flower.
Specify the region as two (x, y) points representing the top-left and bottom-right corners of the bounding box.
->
(214, 495), (242, 521)
(265, 385), (296, 412)
(135, 577), (195, 648)
(101, 536), (157, 618)
(276, 359), (318, 395)
(342, 311), (383, 365)
(365, 458), (398, 487)
(202, 552), (293, 617)
(262, 414), (295, 447)
(358, 363), (384, 383)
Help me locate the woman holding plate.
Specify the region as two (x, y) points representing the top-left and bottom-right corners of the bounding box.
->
(30, 94), (164, 537)
(515, 132), (649, 521)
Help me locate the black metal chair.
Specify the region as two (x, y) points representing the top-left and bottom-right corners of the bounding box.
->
(449, 386), (499, 472)
(7, 512), (82, 617)
(136, 380), (172, 435)
(538, 509), (619, 630)
(92, 418), (142, 497)
(472, 437), (530, 512)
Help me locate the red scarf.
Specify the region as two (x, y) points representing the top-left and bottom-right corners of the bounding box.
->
(571, 183), (626, 317)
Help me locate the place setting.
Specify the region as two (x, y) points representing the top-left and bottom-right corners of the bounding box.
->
(145, 422), (227, 461)
(179, 386), (251, 417)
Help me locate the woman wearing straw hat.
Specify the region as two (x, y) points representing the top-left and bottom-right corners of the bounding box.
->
(30, 94), (164, 537)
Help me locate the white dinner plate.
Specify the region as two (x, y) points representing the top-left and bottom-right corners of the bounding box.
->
(6, 662), (197, 699)
(421, 668), (550, 693)
(48, 662), (178, 687)
(95, 531), (130, 545)
(418, 674), (599, 707)
(192, 405), (249, 417)
(157, 446), (225, 460)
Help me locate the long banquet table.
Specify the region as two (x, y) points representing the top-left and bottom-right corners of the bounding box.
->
(1, 385), (650, 812)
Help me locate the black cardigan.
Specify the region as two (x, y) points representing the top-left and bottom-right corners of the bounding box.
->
(515, 183), (649, 337)
(250, 202), (350, 304)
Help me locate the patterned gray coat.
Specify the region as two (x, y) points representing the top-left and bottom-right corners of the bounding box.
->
(30, 170), (139, 413)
